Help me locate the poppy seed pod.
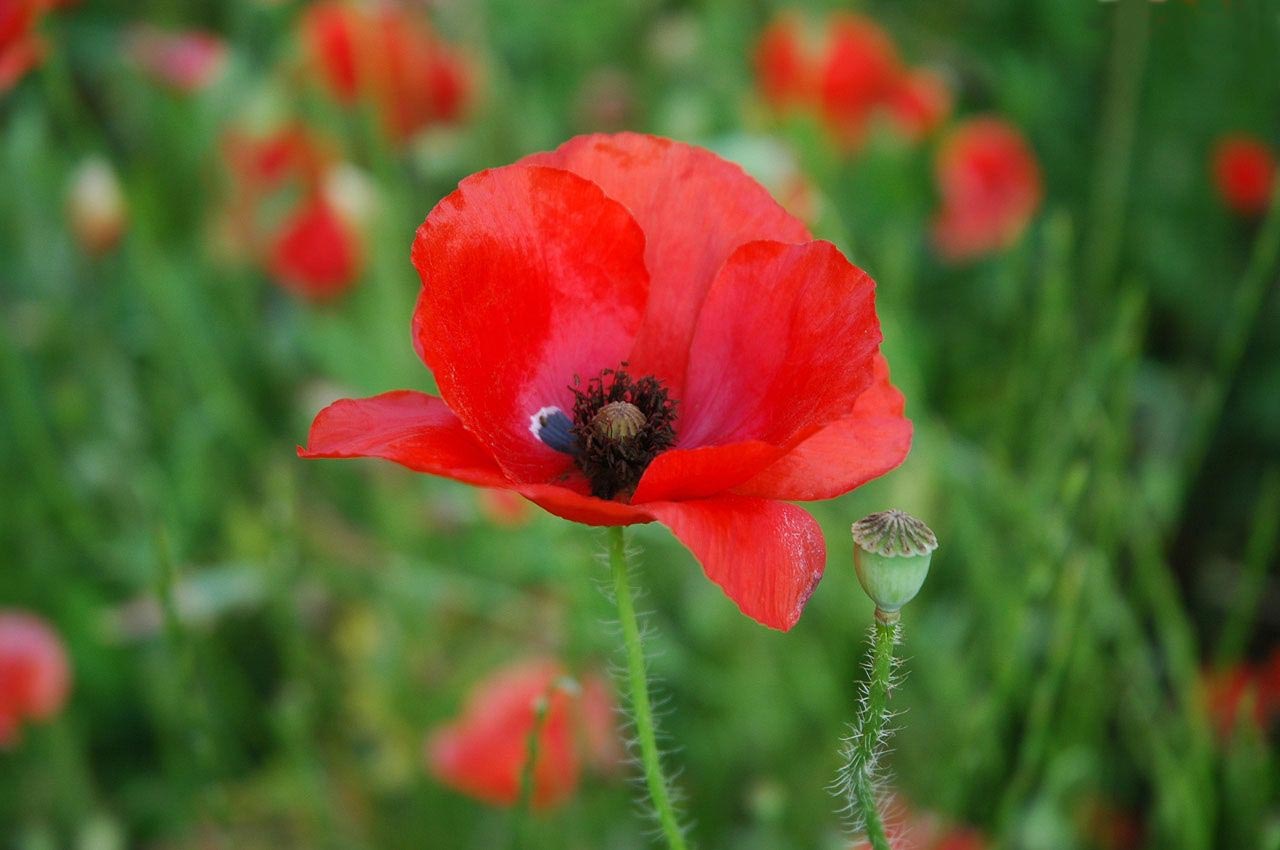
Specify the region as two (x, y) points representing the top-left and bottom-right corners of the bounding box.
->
(851, 510), (936, 619)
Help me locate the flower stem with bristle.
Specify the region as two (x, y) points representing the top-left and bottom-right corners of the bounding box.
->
(607, 526), (690, 850)
(843, 615), (900, 850)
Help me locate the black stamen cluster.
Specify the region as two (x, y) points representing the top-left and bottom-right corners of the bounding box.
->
(570, 365), (677, 500)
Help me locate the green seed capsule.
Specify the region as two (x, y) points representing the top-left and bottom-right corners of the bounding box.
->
(851, 510), (937, 616)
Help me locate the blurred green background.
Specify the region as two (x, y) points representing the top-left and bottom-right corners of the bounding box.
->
(2, 0), (1279, 848)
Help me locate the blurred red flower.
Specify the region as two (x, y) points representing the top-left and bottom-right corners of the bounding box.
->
(223, 124), (329, 195)
(268, 195), (361, 301)
(1212, 134), (1275, 217)
(425, 658), (619, 809)
(300, 132), (912, 630)
(302, 1), (469, 143)
(754, 12), (946, 150)
(1203, 648), (1280, 738)
(0, 0), (48, 93)
(126, 24), (227, 92)
(754, 14), (810, 112)
(816, 13), (901, 149)
(886, 68), (952, 143)
(0, 610), (71, 746)
(932, 117), (1043, 262)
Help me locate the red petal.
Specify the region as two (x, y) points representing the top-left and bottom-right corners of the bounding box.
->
(411, 165), (650, 483)
(298, 391), (508, 487)
(515, 483), (653, 527)
(732, 356), (912, 501)
(680, 239), (882, 448)
(646, 498), (825, 631)
(522, 133), (810, 395)
(631, 441), (787, 504)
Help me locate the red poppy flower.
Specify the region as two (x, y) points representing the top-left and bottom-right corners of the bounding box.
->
(754, 14), (809, 112)
(886, 68), (951, 142)
(301, 1), (469, 143)
(126, 24), (227, 92)
(0, 0), (47, 94)
(300, 133), (912, 630)
(223, 124), (329, 194)
(425, 659), (619, 809)
(816, 13), (901, 148)
(1212, 134), (1275, 217)
(932, 117), (1043, 262)
(268, 195), (361, 301)
(755, 13), (946, 151)
(0, 610), (71, 746)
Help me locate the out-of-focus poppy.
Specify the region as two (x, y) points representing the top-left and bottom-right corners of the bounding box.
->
(1212, 134), (1275, 217)
(754, 14), (809, 112)
(300, 132), (912, 630)
(755, 12), (946, 151)
(301, 1), (470, 143)
(816, 13), (901, 148)
(425, 659), (619, 809)
(66, 156), (127, 256)
(0, 0), (48, 93)
(268, 195), (361, 301)
(223, 124), (330, 195)
(125, 24), (227, 92)
(1202, 648), (1280, 739)
(886, 68), (952, 142)
(0, 610), (71, 746)
(932, 117), (1043, 262)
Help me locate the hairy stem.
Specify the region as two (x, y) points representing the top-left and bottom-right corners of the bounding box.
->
(846, 615), (900, 850)
(607, 527), (689, 850)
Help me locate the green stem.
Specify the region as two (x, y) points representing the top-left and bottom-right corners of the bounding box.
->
(607, 527), (689, 850)
(514, 696), (550, 824)
(1215, 467), (1280, 665)
(847, 615), (898, 850)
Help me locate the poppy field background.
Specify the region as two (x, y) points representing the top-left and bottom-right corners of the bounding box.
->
(3, 0), (1279, 848)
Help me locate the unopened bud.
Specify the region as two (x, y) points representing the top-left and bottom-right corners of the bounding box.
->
(851, 510), (937, 619)
(67, 157), (127, 256)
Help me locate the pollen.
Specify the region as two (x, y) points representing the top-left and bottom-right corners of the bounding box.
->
(570, 365), (677, 500)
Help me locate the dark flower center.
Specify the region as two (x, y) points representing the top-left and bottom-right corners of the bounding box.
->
(569, 365), (677, 500)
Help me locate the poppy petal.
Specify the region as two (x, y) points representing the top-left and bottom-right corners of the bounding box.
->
(679, 239), (882, 448)
(646, 497), (825, 631)
(515, 483), (653, 527)
(298, 390), (508, 487)
(412, 164), (650, 483)
(631, 441), (788, 504)
(731, 356), (912, 500)
(522, 133), (810, 395)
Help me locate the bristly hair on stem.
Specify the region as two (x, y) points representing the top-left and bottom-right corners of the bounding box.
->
(603, 526), (692, 850)
(833, 618), (903, 850)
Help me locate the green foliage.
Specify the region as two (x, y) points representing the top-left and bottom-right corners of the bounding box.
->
(2, 1), (1278, 848)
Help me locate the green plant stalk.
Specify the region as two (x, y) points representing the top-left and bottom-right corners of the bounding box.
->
(849, 616), (898, 850)
(1215, 467), (1280, 664)
(514, 696), (550, 824)
(607, 527), (689, 850)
